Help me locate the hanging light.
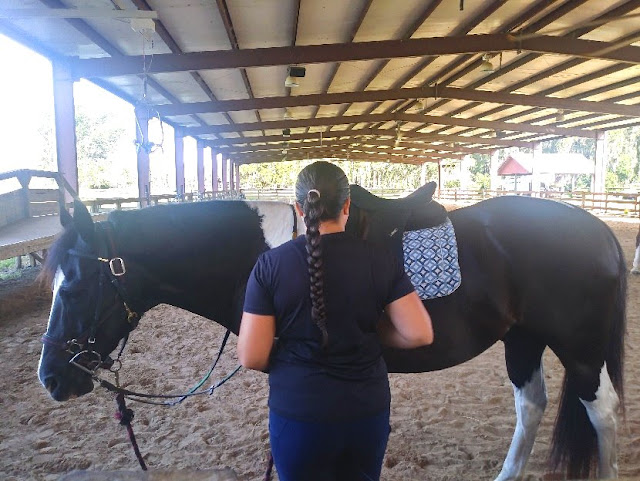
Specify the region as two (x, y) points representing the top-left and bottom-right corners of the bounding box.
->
(285, 66), (306, 88)
(283, 108), (292, 120)
(480, 54), (494, 72)
(556, 110), (566, 122)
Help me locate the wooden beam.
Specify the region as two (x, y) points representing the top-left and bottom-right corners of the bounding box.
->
(237, 152), (444, 165)
(185, 112), (595, 138)
(155, 85), (640, 118)
(207, 129), (531, 148)
(67, 34), (640, 79)
(221, 138), (492, 156)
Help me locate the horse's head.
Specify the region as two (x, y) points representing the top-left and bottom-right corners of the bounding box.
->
(38, 200), (137, 401)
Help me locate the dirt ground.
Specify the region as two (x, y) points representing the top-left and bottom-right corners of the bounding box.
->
(1, 215), (639, 481)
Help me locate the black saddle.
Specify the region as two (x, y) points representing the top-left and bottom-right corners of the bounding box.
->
(349, 182), (437, 212)
(346, 182), (448, 260)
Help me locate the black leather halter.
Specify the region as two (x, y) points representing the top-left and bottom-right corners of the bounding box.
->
(41, 221), (141, 374)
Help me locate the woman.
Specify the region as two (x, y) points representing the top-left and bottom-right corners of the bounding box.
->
(238, 161), (433, 481)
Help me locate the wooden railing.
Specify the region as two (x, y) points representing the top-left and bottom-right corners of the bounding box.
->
(435, 189), (640, 216)
(0, 170), (68, 229)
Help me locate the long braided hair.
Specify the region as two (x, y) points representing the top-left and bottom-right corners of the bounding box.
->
(295, 161), (350, 349)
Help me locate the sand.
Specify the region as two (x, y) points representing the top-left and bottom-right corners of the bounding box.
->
(1, 215), (639, 481)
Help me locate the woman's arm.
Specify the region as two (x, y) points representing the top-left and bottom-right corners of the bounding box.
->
(379, 291), (433, 349)
(237, 312), (276, 371)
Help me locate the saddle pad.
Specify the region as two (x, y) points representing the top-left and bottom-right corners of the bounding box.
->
(402, 218), (461, 300)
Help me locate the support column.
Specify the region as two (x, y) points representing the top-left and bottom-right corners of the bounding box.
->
(234, 162), (241, 190)
(420, 162), (427, 186)
(531, 142), (542, 195)
(229, 159), (235, 192)
(174, 129), (185, 200)
(52, 62), (78, 204)
(221, 157), (228, 191)
(211, 150), (219, 192)
(134, 107), (151, 207)
(196, 140), (205, 195)
(490, 150), (501, 191)
(594, 131), (607, 194)
(437, 160), (442, 192)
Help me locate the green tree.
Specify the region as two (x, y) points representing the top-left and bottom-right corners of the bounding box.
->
(468, 154), (490, 189)
(75, 109), (125, 189)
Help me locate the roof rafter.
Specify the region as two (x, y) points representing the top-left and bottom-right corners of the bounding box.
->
(67, 34), (640, 79)
(207, 129), (531, 149)
(155, 85), (640, 118)
(185, 112), (596, 138)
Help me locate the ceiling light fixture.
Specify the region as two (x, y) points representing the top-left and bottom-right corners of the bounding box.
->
(285, 66), (306, 88)
(556, 110), (565, 122)
(480, 54), (494, 72)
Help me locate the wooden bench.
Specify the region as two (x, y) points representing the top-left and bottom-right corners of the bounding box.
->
(0, 169), (68, 266)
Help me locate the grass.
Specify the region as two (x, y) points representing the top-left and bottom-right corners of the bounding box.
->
(0, 257), (26, 281)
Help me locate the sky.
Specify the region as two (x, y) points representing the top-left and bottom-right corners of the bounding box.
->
(0, 34), (207, 197)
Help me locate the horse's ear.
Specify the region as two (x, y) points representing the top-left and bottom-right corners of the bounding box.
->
(60, 206), (73, 228)
(72, 199), (95, 245)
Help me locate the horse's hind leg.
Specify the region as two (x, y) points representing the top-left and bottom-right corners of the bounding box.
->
(579, 363), (620, 478)
(495, 328), (547, 481)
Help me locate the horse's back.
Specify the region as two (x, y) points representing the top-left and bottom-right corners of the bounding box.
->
(449, 195), (623, 278)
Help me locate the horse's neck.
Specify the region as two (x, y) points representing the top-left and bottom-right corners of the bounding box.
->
(115, 201), (295, 334)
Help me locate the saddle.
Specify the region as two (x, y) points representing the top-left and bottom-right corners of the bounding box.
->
(347, 182), (448, 259)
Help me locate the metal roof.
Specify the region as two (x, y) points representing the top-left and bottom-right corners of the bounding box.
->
(1, 0), (640, 165)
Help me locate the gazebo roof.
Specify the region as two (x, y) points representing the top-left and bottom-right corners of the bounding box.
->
(498, 152), (594, 175)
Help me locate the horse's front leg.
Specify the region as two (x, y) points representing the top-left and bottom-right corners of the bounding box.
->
(580, 363), (620, 479)
(495, 329), (547, 481)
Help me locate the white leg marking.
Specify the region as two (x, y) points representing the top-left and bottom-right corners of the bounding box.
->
(631, 244), (640, 274)
(246, 201), (304, 248)
(495, 365), (548, 481)
(580, 363), (619, 479)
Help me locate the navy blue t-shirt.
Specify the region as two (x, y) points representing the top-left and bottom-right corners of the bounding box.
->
(243, 231), (414, 422)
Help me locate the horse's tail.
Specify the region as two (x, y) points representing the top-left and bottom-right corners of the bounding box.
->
(550, 231), (627, 478)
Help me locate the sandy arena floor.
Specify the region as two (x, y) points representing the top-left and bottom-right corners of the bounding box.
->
(1, 214), (639, 481)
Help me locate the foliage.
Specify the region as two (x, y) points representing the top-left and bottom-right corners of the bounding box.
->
(468, 154), (491, 189)
(444, 179), (461, 189)
(239, 159), (438, 190)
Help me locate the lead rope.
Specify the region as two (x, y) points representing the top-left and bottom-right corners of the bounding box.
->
(115, 392), (147, 470)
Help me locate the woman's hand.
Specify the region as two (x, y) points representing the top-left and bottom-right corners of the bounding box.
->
(379, 292), (433, 348)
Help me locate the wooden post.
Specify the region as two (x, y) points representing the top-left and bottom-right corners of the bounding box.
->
(221, 157), (228, 192)
(174, 129), (185, 200)
(234, 162), (241, 190)
(229, 159), (235, 192)
(52, 62), (79, 204)
(437, 160), (442, 193)
(531, 142), (542, 195)
(211, 150), (219, 193)
(134, 107), (151, 207)
(196, 140), (205, 195)
(594, 130), (607, 195)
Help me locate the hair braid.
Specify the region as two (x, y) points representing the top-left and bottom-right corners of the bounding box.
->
(295, 161), (350, 351)
(304, 192), (329, 348)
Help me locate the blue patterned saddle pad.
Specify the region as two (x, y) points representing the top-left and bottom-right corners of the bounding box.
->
(402, 218), (461, 299)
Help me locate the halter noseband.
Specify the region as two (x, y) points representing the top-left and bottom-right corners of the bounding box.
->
(41, 221), (141, 374)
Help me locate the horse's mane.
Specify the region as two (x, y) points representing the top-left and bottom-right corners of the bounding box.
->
(38, 226), (78, 287)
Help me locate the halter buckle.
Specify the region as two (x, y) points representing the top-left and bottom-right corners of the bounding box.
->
(109, 257), (126, 276)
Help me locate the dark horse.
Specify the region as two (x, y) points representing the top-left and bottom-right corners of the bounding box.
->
(37, 188), (626, 480)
